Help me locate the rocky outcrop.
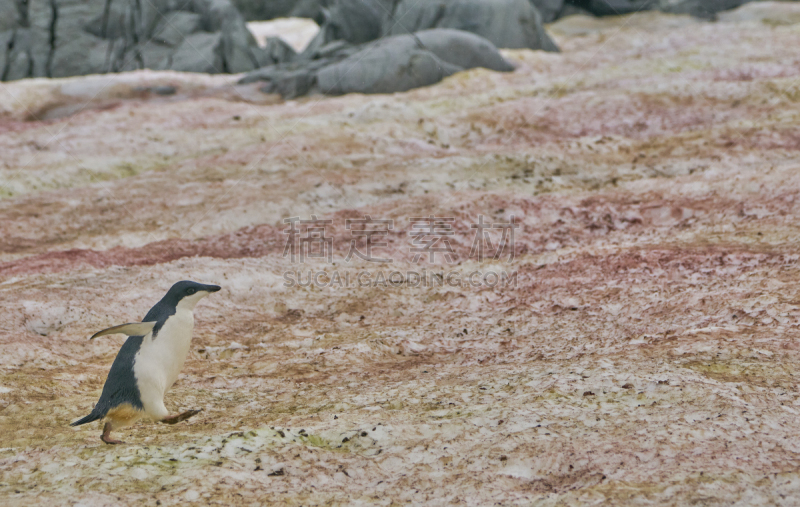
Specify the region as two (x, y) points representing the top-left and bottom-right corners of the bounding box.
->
(236, 0), (548, 98)
(566, 0), (760, 19)
(239, 28), (513, 98)
(315, 0), (390, 45)
(238, 0), (561, 52)
(229, 0), (296, 21)
(233, 0), (556, 99)
(231, 0), (327, 22)
(317, 29), (514, 95)
(566, 0), (657, 16)
(658, 0), (750, 19)
(0, 0), (269, 81)
(238, 54), (338, 98)
(295, 0), (390, 62)
(386, 0), (559, 51)
(232, 0), (567, 25)
(230, 0), (783, 30)
(533, 0), (567, 22)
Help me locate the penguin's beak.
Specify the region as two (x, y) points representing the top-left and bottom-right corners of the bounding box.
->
(204, 284), (221, 293)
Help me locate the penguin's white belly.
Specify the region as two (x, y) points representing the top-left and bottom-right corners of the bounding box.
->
(133, 309), (194, 420)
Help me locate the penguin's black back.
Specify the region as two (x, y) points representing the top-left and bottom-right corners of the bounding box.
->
(70, 334), (146, 425)
(141, 289), (178, 338)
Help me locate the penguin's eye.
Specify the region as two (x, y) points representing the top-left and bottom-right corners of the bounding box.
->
(186, 288), (197, 295)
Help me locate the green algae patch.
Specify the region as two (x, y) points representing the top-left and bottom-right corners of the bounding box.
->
(424, 405), (474, 421)
(0, 426), (377, 497)
(0, 157), (173, 200)
(682, 359), (790, 387)
(298, 433), (332, 449)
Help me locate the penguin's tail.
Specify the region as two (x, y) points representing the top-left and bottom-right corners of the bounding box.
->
(70, 412), (102, 427)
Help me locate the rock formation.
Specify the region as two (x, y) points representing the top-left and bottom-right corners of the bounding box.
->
(239, 29), (514, 98)
(317, 29), (515, 96)
(566, 0), (758, 18)
(229, 0), (773, 24)
(386, 0), (559, 51)
(238, 0), (556, 98)
(533, 0), (568, 22)
(0, 0), (269, 81)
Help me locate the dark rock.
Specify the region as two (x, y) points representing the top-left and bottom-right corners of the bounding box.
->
(386, 0), (559, 51)
(1, 0), (270, 81)
(238, 38), (353, 85)
(298, 36), (359, 63)
(0, 1), (20, 31)
(570, 0), (657, 16)
(171, 32), (225, 73)
(310, 40), (356, 60)
(533, 0), (566, 23)
(259, 67), (317, 98)
(255, 36), (297, 67)
(658, 0), (750, 19)
(299, 0), (389, 59)
(151, 12), (203, 47)
(556, 4), (593, 18)
(26, 0), (52, 78)
(230, 0), (296, 21)
(323, 0), (388, 44)
(318, 29), (513, 96)
(0, 30), (13, 80)
(239, 48), (350, 98)
(565, 0), (756, 18)
(319, 47), (462, 96)
(289, 0), (326, 23)
(53, 0), (133, 76)
(5, 31), (33, 81)
(199, 0), (266, 73)
(240, 61), (309, 85)
(51, 34), (120, 78)
(298, 25), (337, 61)
(413, 29), (515, 72)
(241, 28), (513, 99)
(132, 84), (177, 95)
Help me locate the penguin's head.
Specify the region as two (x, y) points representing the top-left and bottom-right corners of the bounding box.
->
(164, 280), (221, 310)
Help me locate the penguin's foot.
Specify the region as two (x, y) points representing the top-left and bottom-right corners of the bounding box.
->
(161, 409), (202, 425)
(101, 422), (125, 445)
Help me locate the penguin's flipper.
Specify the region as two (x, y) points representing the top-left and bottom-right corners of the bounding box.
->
(90, 321), (156, 340)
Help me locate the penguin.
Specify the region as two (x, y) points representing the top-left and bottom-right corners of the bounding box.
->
(71, 280), (221, 444)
